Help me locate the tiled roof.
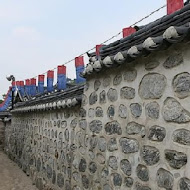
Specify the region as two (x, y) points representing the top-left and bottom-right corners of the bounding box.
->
(12, 84), (84, 113)
(83, 4), (190, 77)
(0, 111), (11, 119)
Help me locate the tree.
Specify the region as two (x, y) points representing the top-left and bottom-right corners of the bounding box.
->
(0, 94), (6, 104)
(2, 94), (6, 100)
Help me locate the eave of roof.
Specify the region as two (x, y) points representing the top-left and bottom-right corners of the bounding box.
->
(83, 4), (190, 77)
(0, 111), (11, 119)
(12, 84), (84, 113)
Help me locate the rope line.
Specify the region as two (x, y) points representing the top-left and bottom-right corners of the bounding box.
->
(30, 4), (166, 79)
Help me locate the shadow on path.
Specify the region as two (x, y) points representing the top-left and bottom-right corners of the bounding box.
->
(0, 151), (37, 190)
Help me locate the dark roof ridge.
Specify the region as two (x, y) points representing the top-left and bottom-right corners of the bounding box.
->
(82, 21), (190, 77)
(12, 84), (84, 112)
(99, 4), (190, 58)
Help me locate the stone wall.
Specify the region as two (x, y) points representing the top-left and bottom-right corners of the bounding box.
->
(0, 121), (5, 151)
(5, 43), (190, 190)
(5, 106), (82, 190)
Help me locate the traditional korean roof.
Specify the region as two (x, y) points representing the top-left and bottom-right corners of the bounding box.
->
(11, 84), (84, 113)
(83, 3), (190, 77)
(0, 111), (12, 119)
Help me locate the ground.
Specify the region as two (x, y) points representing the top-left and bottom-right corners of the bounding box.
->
(0, 151), (37, 190)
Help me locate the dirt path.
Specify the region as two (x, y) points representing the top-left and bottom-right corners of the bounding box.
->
(0, 151), (38, 190)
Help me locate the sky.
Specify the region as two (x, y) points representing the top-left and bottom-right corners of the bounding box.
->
(0, 0), (167, 99)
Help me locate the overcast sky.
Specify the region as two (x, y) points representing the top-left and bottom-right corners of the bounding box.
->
(0, 0), (167, 99)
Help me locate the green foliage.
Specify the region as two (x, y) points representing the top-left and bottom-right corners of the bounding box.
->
(0, 94), (7, 104)
(2, 94), (6, 99)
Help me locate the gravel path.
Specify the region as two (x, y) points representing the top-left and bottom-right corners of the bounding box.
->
(0, 151), (38, 190)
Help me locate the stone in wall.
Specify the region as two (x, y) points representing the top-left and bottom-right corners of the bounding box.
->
(103, 76), (111, 87)
(97, 153), (105, 164)
(120, 159), (132, 176)
(61, 120), (67, 128)
(120, 86), (135, 99)
(89, 92), (98, 105)
(124, 177), (134, 188)
(89, 151), (95, 160)
(148, 125), (166, 142)
(89, 136), (97, 150)
(81, 94), (88, 106)
(77, 131), (85, 147)
(145, 60), (160, 70)
(163, 97), (190, 123)
(79, 146), (86, 155)
(36, 178), (43, 190)
(112, 173), (122, 187)
(84, 82), (89, 91)
(163, 52), (183, 69)
(67, 154), (72, 165)
(113, 74), (122, 85)
(107, 88), (118, 102)
(82, 175), (89, 189)
(135, 182), (151, 190)
(58, 132), (63, 140)
(100, 90), (106, 104)
(64, 111), (71, 119)
(173, 72), (190, 99)
(89, 162), (97, 174)
(79, 119), (87, 130)
(179, 177), (190, 190)
(107, 138), (118, 152)
(79, 146), (85, 154)
(79, 158), (87, 172)
(57, 173), (64, 188)
(145, 102), (160, 119)
(51, 129), (54, 138)
(79, 108), (86, 118)
(107, 105), (115, 118)
(130, 103), (142, 118)
(65, 181), (71, 190)
(98, 137), (107, 152)
(47, 164), (53, 179)
(73, 185), (81, 190)
(105, 121), (122, 135)
(84, 134), (89, 147)
(139, 73), (166, 99)
(165, 150), (187, 169)
(76, 146), (82, 155)
(123, 68), (137, 82)
(94, 80), (101, 91)
(142, 145), (160, 166)
(157, 168), (174, 190)
(136, 164), (149, 182)
(57, 120), (61, 128)
(126, 122), (145, 138)
(72, 172), (80, 182)
(88, 108), (95, 118)
(89, 120), (103, 134)
(118, 104), (127, 118)
(103, 184), (112, 190)
(37, 158), (41, 172)
(101, 167), (109, 179)
(96, 107), (103, 117)
(120, 138), (139, 154)
(79, 146), (85, 155)
(173, 129), (190, 146)
(64, 129), (69, 141)
(108, 156), (118, 170)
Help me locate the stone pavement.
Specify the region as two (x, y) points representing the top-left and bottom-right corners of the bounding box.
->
(0, 151), (37, 190)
